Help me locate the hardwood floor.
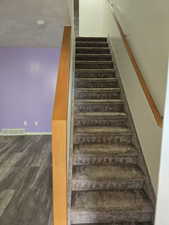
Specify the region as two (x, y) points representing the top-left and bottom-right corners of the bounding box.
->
(0, 135), (52, 225)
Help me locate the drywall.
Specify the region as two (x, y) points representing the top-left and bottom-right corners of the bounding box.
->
(112, 0), (168, 114)
(79, 0), (168, 113)
(111, 36), (162, 192)
(0, 48), (59, 132)
(104, 1), (164, 192)
(104, 0), (167, 192)
(79, 0), (119, 37)
(78, 0), (168, 191)
(79, 0), (106, 37)
(154, 61), (169, 225)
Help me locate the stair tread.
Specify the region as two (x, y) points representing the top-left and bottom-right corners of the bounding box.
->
(76, 74), (116, 78)
(76, 37), (107, 42)
(75, 60), (113, 64)
(73, 165), (144, 181)
(74, 144), (137, 155)
(72, 190), (153, 212)
(76, 78), (117, 80)
(75, 127), (131, 134)
(76, 54), (111, 56)
(77, 112), (127, 117)
(76, 61), (114, 69)
(76, 41), (107, 44)
(76, 68), (115, 72)
(76, 99), (123, 103)
(76, 47), (110, 54)
(76, 55), (112, 61)
(76, 41), (108, 44)
(76, 47), (109, 49)
(76, 88), (120, 91)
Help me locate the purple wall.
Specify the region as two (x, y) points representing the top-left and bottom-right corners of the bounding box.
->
(0, 48), (60, 132)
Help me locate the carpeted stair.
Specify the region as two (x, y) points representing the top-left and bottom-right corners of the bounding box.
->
(70, 37), (154, 225)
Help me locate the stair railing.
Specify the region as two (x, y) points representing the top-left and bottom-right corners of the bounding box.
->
(52, 26), (71, 225)
(113, 14), (163, 128)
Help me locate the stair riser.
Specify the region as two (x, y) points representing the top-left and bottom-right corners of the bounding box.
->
(76, 62), (114, 69)
(73, 155), (138, 166)
(76, 55), (112, 61)
(76, 37), (107, 42)
(72, 179), (144, 191)
(76, 72), (115, 78)
(76, 69), (115, 78)
(71, 211), (153, 224)
(75, 80), (118, 88)
(74, 118), (128, 127)
(76, 49), (110, 54)
(75, 103), (124, 113)
(76, 42), (108, 47)
(75, 90), (121, 99)
(74, 134), (133, 145)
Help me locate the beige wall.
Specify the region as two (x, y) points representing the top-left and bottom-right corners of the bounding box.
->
(112, 0), (168, 114)
(79, 0), (168, 192)
(79, 0), (106, 37)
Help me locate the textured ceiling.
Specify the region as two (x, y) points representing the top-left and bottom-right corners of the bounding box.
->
(0, 0), (70, 47)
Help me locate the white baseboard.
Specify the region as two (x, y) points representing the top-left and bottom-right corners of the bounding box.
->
(0, 132), (52, 136)
(26, 132), (52, 135)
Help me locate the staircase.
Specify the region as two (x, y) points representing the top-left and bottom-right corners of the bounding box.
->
(70, 37), (154, 225)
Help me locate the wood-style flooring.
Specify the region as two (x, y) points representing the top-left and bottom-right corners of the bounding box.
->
(0, 135), (52, 225)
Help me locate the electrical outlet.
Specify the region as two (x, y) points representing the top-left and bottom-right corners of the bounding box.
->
(24, 121), (28, 126)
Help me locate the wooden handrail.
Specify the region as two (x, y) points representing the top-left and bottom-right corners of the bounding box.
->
(52, 26), (71, 225)
(113, 15), (163, 128)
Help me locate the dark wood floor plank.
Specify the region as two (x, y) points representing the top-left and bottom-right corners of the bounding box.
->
(0, 135), (52, 225)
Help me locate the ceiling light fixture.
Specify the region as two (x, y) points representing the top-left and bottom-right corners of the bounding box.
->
(36, 20), (45, 25)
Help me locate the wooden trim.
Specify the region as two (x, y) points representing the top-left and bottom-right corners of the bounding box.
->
(53, 26), (71, 121)
(113, 15), (163, 128)
(52, 26), (71, 225)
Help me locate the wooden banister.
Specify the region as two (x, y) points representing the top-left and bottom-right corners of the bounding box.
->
(52, 26), (71, 225)
(113, 15), (163, 128)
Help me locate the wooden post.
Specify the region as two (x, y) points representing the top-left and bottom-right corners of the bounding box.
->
(52, 26), (71, 225)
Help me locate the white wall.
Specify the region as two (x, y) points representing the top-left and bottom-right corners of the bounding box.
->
(66, 0), (74, 26)
(112, 0), (168, 114)
(104, 1), (163, 192)
(79, 0), (169, 191)
(155, 61), (169, 225)
(79, 0), (106, 37)
(110, 36), (162, 193)
(79, 0), (168, 112)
